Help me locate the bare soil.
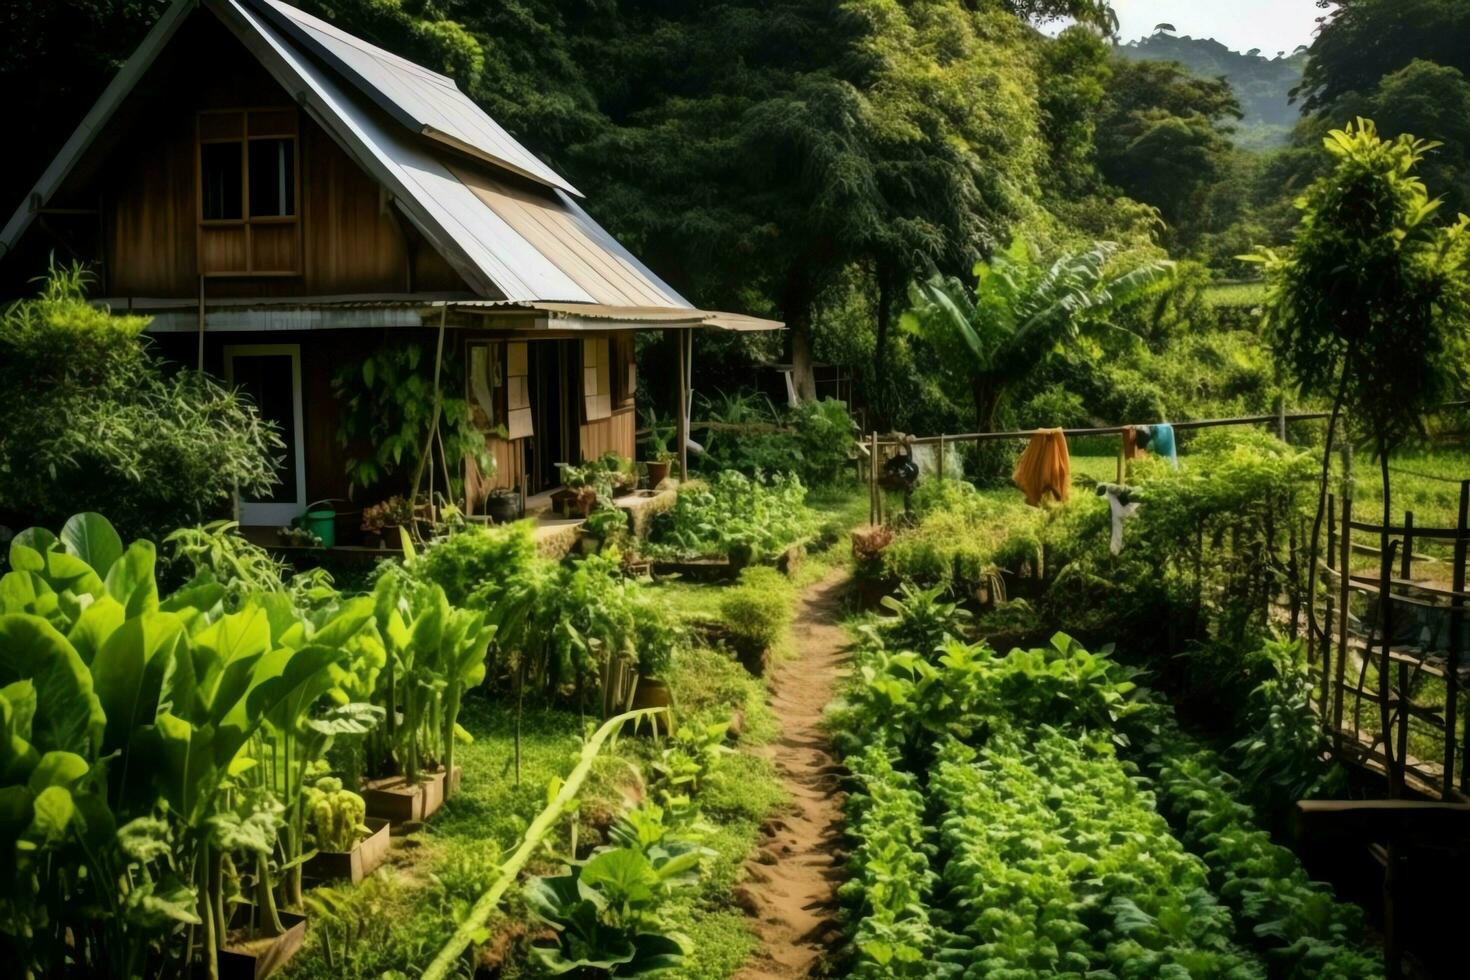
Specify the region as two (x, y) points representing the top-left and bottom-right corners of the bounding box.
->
(734, 568), (851, 979)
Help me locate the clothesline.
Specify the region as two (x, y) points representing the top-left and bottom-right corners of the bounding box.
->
(873, 410), (1331, 448)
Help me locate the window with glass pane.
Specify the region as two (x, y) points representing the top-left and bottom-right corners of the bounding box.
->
(200, 142), (243, 220)
(249, 138), (295, 217)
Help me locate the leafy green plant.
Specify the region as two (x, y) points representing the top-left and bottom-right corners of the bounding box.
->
(877, 583), (972, 655)
(646, 470), (816, 562)
(0, 511), (381, 980)
(303, 777), (371, 853)
(717, 566), (793, 660)
(165, 520), (288, 600)
(838, 743), (939, 977)
(333, 343), (493, 498)
(1145, 729), (1380, 977)
(902, 237), (1174, 431)
(524, 846), (691, 976)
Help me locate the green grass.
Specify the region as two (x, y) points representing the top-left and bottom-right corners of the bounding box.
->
(281, 641), (785, 979)
(1201, 280), (1267, 308)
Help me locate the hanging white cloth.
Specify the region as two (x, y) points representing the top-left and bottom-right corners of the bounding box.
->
(1105, 489), (1140, 555)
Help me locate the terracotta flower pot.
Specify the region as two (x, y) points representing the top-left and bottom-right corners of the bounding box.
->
(646, 460), (671, 487)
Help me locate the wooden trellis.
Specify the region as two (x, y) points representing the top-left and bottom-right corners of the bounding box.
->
(1310, 482), (1470, 802)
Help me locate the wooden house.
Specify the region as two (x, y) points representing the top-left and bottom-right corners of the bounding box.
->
(0, 0), (777, 531)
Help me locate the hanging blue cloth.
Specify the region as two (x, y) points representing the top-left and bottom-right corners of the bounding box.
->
(1151, 422), (1179, 469)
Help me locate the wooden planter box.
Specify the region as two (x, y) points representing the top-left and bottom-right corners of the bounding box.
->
(362, 774), (438, 826)
(302, 818), (391, 884)
(216, 908), (307, 980)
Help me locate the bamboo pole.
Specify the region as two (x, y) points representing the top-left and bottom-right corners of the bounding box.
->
(871, 411), (1332, 448)
(409, 304), (449, 512)
(1334, 494), (1352, 750)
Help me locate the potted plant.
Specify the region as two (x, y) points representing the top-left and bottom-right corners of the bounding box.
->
(486, 486), (522, 524)
(300, 778), (391, 885)
(581, 506), (627, 554)
(361, 495), (416, 548)
(629, 603), (678, 722)
(639, 407), (678, 487)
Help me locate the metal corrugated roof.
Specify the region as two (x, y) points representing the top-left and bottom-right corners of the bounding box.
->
(226, 0), (693, 307)
(246, 0), (581, 197)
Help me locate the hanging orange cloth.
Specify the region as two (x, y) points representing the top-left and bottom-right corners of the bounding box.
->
(1012, 428), (1071, 506)
(1122, 425), (1148, 462)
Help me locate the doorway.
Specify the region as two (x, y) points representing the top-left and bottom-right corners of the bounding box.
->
(525, 339), (578, 493)
(223, 344), (306, 525)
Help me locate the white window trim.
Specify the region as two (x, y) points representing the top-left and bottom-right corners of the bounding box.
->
(223, 343), (307, 526)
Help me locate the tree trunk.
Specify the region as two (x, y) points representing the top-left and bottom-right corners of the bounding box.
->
(972, 376), (1003, 433)
(784, 275), (817, 403)
(874, 261), (895, 428)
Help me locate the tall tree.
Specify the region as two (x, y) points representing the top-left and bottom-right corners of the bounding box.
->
(1096, 58), (1243, 250)
(1248, 122), (1470, 790)
(1295, 0), (1470, 115)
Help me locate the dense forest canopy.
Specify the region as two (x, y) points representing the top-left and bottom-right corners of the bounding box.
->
(1115, 30), (1307, 149)
(2, 0), (1466, 435)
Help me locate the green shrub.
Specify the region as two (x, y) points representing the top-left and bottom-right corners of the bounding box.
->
(0, 266), (281, 543)
(882, 479), (1040, 594)
(718, 566), (793, 656)
(647, 471), (816, 561)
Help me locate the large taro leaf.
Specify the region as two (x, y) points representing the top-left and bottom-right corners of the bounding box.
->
(90, 611), (186, 804)
(0, 614), (105, 756)
(624, 931), (687, 975)
(0, 570), (61, 624)
(189, 607), (272, 725)
(66, 595), (126, 666)
(104, 540), (159, 619)
(1, 680), (40, 784)
(60, 513), (123, 580)
(579, 847), (661, 909)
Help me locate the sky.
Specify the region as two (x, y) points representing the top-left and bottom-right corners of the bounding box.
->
(1050, 1), (1333, 56)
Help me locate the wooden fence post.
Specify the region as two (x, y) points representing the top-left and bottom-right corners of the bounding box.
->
(938, 434), (946, 482)
(869, 431), (879, 526)
(1334, 494), (1352, 751)
(1454, 480), (1468, 795)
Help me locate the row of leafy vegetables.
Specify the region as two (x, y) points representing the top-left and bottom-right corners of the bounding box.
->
(828, 594), (1382, 978)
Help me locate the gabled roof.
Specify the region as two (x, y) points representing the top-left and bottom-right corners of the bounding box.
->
(0, 0), (771, 325)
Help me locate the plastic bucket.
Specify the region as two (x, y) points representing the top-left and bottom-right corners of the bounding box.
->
(302, 504), (337, 548)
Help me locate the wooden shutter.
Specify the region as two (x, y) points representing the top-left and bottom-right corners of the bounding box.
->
(582, 337), (612, 421)
(506, 341), (533, 439)
(612, 333), (636, 407)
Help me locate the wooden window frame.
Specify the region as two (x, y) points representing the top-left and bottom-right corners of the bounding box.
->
(196, 108), (303, 277)
(611, 332), (637, 409)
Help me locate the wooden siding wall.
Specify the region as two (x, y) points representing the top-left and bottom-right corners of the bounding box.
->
(102, 12), (464, 299)
(581, 406), (636, 462)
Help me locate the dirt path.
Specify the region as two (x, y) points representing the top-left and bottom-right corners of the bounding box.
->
(734, 568), (851, 979)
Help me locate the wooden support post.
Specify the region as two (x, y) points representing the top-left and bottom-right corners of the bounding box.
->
(1455, 480), (1468, 795)
(938, 434), (946, 482)
(675, 330), (689, 482)
(1334, 495), (1352, 750)
(1276, 392), (1287, 441)
(869, 431), (879, 526)
(1395, 512), (1413, 795)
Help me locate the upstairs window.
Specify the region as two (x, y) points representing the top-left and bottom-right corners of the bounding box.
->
(197, 109), (301, 275)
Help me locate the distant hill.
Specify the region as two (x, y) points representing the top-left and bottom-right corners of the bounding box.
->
(1115, 31), (1309, 150)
